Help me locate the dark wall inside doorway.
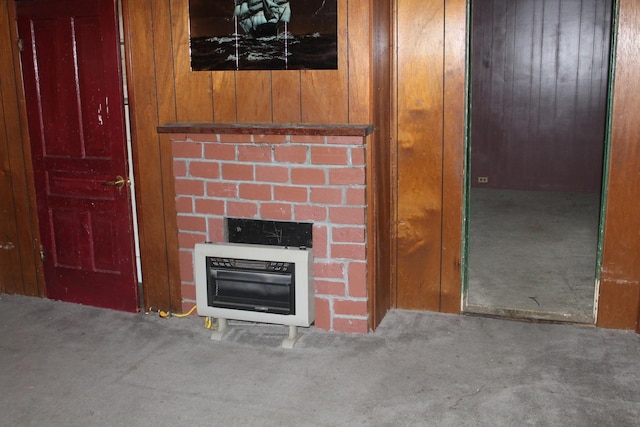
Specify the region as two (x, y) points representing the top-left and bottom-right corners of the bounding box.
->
(471, 0), (612, 193)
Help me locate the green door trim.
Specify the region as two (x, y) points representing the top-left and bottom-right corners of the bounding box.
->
(594, 0), (620, 318)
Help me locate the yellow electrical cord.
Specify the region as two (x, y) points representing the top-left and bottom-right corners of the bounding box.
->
(158, 305), (197, 319)
(204, 316), (217, 330)
(157, 306), (217, 330)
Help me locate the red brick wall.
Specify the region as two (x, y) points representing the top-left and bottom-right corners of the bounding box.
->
(170, 133), (369, 333)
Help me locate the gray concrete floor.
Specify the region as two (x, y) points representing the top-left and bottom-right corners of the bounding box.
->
(1, 294), (639, 426)
(467, 188), (601, 323)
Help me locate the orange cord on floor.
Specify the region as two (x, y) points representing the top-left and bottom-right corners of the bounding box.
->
(158, 305), (197, 319)
(157, 306), (217, 330)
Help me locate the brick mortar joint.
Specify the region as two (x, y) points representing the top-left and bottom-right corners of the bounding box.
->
(197, 181), (366, 188)
(332, 314), (369, 318)
(186, 203), (367, 212)
(316, 295), (368, 302)
(219, 161), (364, 168)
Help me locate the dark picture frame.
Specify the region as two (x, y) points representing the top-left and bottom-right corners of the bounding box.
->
(189, 0), (338, 71)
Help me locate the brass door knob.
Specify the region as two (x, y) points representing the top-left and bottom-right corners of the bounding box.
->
(103, 175), (129, 189)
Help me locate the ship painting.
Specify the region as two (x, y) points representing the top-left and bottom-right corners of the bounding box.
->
(189, 0), (337, 71)
(233, 0), (291, 39)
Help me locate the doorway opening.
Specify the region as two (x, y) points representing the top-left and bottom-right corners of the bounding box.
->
(464, 0), (615, 323)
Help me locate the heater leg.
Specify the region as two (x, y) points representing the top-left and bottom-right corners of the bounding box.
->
(210, 318), (230, 341)
(282, 325), (300, 349)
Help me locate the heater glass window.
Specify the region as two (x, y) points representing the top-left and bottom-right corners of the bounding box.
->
(206, 257), (296, 315)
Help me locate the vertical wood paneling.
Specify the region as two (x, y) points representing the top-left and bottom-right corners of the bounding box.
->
(122, 0), (181, 311)
(213, 72), (237, 122)
(368, 0), (392, 329)
(0, 0), (41, 297)
(301, 0), (349, 123)
(0, 0), (22, 294)
(300, 71), (349, 123)
(154, 1), (184, 311)
(575, 2), (598, 179)
(511, 0), (535, 183)
(236, 71), (272, 122)
(171, 0), (214, 122)
(154, 0), (177, 122)
(598, 0), (640, 330)
(396, 0), (445, 310)
(471, 0), (611, 193)
(538, 0), (561, 180)
(441, 0), (466, 313)
(0, 75), (23, 294)
(272, 71), (302, 123)
(348, 0), (371, 123)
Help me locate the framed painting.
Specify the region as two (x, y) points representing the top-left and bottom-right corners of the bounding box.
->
(189, 0), (338, 71)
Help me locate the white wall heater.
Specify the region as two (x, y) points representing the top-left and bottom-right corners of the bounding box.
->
(194, 242), (314, 348)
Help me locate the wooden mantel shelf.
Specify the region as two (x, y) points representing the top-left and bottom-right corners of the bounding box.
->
(157, 122), (375, 137)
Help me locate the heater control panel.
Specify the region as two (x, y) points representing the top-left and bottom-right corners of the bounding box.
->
(207, 257), (292, 272)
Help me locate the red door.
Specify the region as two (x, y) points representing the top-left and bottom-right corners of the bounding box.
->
(17, 0), (139, 312)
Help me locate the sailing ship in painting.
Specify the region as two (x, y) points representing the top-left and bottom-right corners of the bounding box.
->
(233, 0), (291, 39)
(190, 0), (337, 71)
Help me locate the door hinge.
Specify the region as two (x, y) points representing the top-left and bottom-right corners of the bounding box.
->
(40, 249), (46, 263)
(17, 38), (24, 52)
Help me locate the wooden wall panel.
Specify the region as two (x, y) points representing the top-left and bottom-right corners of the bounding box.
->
(368, 0), (392, 329)
(470, 0), (611, 193)
(122, 0), (181, 311)
(440, 0), (466, 313)
(0, 1), (21, 293)
(236, 71), (273, 122)
(272, 71), (302, 123)
(154, 0), (178, 122)
(171, 0), (214, 122)
(213, 72), (238, 122)
(301, 70), (349, 123)
(348, 0), (372, 124)
(155, 1), (186, 312)
(300, 0), (350, 124)
(0, 0), (41, 297)
(598, 0), (640, 330)
(0, 75), (23, 294)
(396, 0), (445, 310)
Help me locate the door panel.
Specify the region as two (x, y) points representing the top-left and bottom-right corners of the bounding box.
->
(17, 0), (138, 312)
